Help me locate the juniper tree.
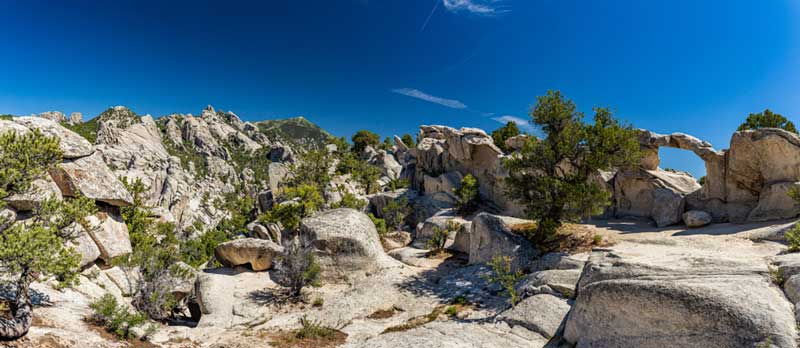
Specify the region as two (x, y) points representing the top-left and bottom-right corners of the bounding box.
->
(503, 91), (640, 243)
(351, 130), (380, 154)
(0, 130), (85, 339)
(401, 134), (416, 148)
(492, 121), (521, 153)
(737, 109), (797, 134)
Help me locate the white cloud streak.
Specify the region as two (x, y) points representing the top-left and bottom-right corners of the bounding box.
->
(442, 0), (504, 15)
(493, 115), (535, 133)
(392, 88), (467, 109)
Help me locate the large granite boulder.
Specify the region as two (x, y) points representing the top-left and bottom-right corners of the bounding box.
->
(683, 210), (712, 227)
(214, 238), (283, 271)
(63, 222), (102, 267)
(651, 187), (685, 227)
(469, 213), (538, 271)
(299, 208), (395, 281)
(85, 209), (132, 262)
(5, 177), (62, 211)
(497, 294), (571, 339)
(563, 239), (797, 348)
(49, 152), (133, 206)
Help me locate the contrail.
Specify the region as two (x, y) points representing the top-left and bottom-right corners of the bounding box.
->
(420, 0), (440, 32)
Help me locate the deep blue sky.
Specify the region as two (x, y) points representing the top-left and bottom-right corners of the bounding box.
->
(2, 0), (799, 177)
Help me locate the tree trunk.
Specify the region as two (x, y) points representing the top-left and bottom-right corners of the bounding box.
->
(0, 270), (32, 340)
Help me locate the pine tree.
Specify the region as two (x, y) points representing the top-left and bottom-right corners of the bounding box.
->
(503, 91), (640, 245)
(0, 130), (85, 339)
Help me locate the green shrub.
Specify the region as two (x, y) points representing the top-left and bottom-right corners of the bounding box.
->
(382, 197), (409, 231)
(331, 192), (367, 210)
(312, 297), (324, 307)
(387, 178), (409, 191)
(368, 213), (387, 239)
(89, 294), (149, 340)
(738, 109), (797, 134)
(278, 239), (321, 297)
(260, 203), (303, 231)
(484, 255), (524, 306)
(351, 130), (380, 154)
(491, 121), (520, 153)
(503, 91), (640, 244)
(401, 134), (416, 148)
(427, 221), (459, 253)
(454, 174), (480, 214)
(786, 225), (800, 252)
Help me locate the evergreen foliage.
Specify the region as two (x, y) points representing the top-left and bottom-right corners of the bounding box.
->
(503, 91), (640, 241)
(491, 121), (520, 153)
(737, 109), (797, 134)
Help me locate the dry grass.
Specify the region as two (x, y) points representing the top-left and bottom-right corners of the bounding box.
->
(268, 316), (348, 348)
(510, 222), (612, 254)
(367, 306), (403, 320)
(381, 302), (473, 334)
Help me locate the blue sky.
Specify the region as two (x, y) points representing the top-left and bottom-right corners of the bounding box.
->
(1, 0), (799, 177)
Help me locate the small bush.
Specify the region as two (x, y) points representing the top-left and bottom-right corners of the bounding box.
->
(382, 197), (410, 231)
(331, 192), (367, 210)
(386, 178), (409, 191)
(427, 221), (459, 253)
(368, 213), (387, 239)
(312, 297), (324, 307)
(444, 305), (458, 316)
(278, 239), (322, 297)
(592, 234), (603, 245)
(453, 174), (480, 214)
(296, 316), (336, 339)
(484, 255), (524, 306)
(786, 225), (800, 252)
(89, 294), (149, 340)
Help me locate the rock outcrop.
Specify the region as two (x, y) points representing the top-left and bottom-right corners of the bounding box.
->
(299, 208), (395, 281)
(563, 240), (797, 348)
(469, 213), (538, 270)
(214, 238), (284, 271)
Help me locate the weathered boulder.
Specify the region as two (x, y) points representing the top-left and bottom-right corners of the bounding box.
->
(469, 213), (538, 271)
(563, 240), (797, 348)
(49, 152), (133, 206)
(85, 210), (132, 262)
(214, 238), (283, 271)
(5, 177), (62, 211)
(63, 222), (102, 268)
(613, 168), (698, 222)
(369, 150), (402, 180)
(517, 269), (582, 298)
(268, 162), (290, 195)
(651, 187), (685, 227)
(497, 294), (571, 339)
(13, 116), (94, 158)
(299, 208), (395, 280)
(413, 214), (468, 249)
(783, 275), (800, 304)
(382, 231), (412, 251)
(747, 181), (800, 222)
(683, 210), (712, 227)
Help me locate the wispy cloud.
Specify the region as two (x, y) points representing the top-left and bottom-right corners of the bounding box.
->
(442, 0), (505, 15)
(493, 115), (535, 133)
(420, 0), (440, 32)
(392, 88), (467, 109)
